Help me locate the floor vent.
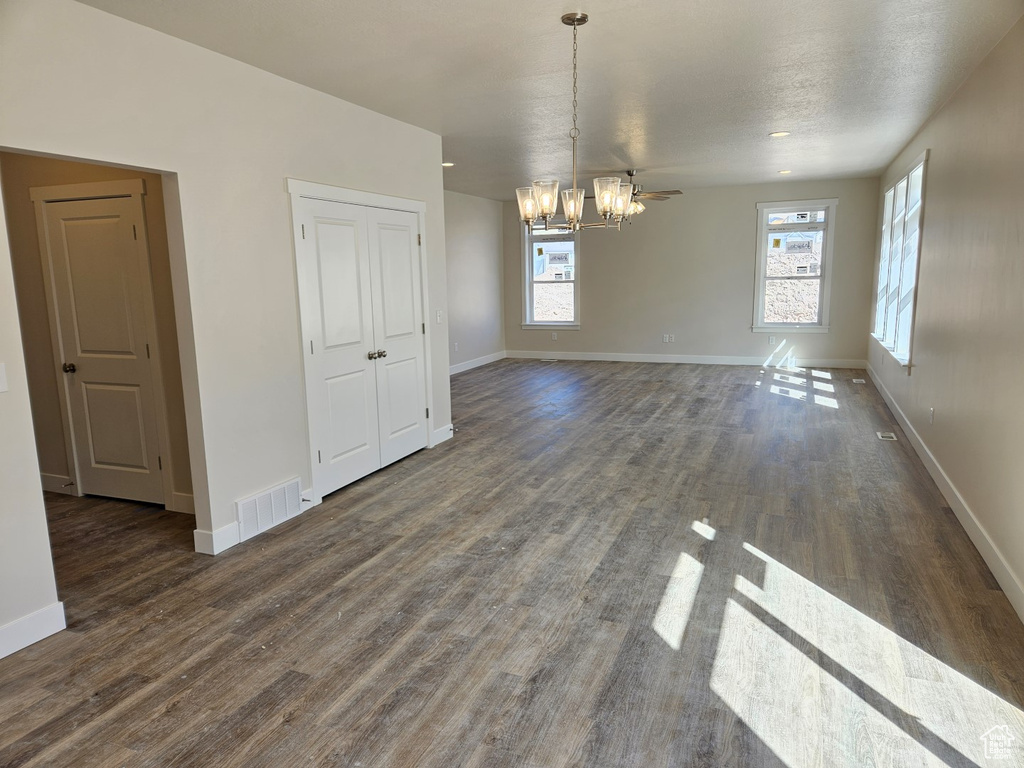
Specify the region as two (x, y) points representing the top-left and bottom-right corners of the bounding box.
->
(876, 431), (897, 441)
(852, 378), (866, 384)
(237, 477), (302, 542)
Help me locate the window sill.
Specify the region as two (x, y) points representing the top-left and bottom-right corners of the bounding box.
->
(522, 323), (580, 331)
(870, 333), (912, 370)
(752, 325), (829, 334)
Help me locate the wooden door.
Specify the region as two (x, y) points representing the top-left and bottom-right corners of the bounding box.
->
(39, 195), (165, 503)
(366, 208), (428, 467)
(293, 195), (428, 500)
(295, 198), (382, 499)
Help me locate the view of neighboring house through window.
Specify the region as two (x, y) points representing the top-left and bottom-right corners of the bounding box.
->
(752, 198), (838, 332)
(873, 152), (928, 364)
(523, 223), (579, 327)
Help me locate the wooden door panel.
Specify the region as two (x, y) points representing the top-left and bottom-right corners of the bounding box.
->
(63, 217), (138, 356)
(326, 371), (375, 462)
(81, 383), (150, 470)
(379, 356), (423, 440)
(377, 224), (416, 339)
(316, 218), (367, 350)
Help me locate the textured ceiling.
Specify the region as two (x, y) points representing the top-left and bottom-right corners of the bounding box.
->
(76, 0), (1023, 200)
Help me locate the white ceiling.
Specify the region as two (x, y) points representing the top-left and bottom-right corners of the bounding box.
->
(77, 0), (1023, 201)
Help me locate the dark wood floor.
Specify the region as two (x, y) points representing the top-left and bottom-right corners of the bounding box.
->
(2, 360), (1023, 767)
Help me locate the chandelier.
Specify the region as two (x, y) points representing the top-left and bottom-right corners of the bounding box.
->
(515, 13), (644, 232)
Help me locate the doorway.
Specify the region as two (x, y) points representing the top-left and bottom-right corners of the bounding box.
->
(0, 151), (193, 512)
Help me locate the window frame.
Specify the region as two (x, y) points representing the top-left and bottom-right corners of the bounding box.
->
(752, 198), (838, 334)
(522, 223), (581, 330)
(872, 150), (929, 370)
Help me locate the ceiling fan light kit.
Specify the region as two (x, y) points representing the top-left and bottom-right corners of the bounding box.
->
(515, 12), (680, 233)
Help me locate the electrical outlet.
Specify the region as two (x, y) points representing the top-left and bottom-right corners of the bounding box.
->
(436, 309), (443, 324)
(768, 335), (776, 345)
(551, 332), (557, 341)
(929, 407), (934, 424)
(662, 334), (669, 343)
(669, 334), (675, 343)
(454, 342), (459, 352)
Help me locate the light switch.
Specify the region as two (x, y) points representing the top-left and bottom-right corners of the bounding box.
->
(435, 309), (443, 324)
(0, 363), (7, 393)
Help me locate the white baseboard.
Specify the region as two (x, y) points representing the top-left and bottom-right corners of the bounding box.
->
(40, 473), (79, 495)
(506, 350), (867, 369)
(0, 601), (66, 659)
(430, 424), (454, 447)
(168, 492), (195, 515)
(868, 365), (1024, 623)
(450, 351), (507, 375)
(792, 358), (868, 369)
(193, 521), (240, 555)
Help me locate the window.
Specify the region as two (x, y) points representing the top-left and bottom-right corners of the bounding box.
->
(523, 223), (579, 328)
(873, 151), (928, 365)
(753, 198), (838, 333)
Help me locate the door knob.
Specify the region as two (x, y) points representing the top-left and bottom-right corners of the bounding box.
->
(367, 351), (378, 360)
(62, 362), (77, 373)
(376, 349), (387, 358)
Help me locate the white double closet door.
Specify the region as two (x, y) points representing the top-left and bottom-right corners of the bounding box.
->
(294, 197), (428, 501)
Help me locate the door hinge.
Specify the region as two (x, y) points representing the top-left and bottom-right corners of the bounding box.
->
(318, 450), (322, 464)
(417, 234), (422, 246)
(132, 224), (138, 240)
(146, 343), (151, 359)
(302, 224), (306, 240)
(158, 456), (162, 470)
(310, 339), (314, 355)
(422, 323), (426, 334)
(426, 407), (430, 418)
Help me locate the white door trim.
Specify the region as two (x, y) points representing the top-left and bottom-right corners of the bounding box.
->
(287, 179), (435, 505)
(30, 178), (144, 203)
(30, 179), (176, 506)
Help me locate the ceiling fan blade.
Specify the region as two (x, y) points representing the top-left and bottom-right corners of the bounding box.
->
(637, 194), (671, 202)
(643, 189), (683, 196)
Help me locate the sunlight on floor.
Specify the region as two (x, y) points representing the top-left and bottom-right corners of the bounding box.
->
(761, 368), (840, 409)
(652, 552), (702, 651)
(718, 542), (1023, 765)
(770, 384), (807, 403)
(652, 525), (1024, 766)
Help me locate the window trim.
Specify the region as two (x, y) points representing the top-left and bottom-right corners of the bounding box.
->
(871, 150), (929, 371)
(522, 224), (581, 330)
(752, 198), (838, 333)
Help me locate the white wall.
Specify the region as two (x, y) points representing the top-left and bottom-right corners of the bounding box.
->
(0, 0), (451, 558)
(868, 17), (1024, 619)
(444, 191), (504, 373)
(503, 178), (879, 366)
(0, 177), (64, 658)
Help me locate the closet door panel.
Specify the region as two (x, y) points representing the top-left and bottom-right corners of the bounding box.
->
(367, 208), (429, 466)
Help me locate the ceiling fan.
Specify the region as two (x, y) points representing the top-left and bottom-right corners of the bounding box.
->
(626, 169), (683, 203)
(580, 169), (681, 219)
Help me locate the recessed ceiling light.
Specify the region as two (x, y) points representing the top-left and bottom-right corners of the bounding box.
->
(778, 170), (792, 175)
(769, 131), (791, 138)
(441, 162), (455, 167)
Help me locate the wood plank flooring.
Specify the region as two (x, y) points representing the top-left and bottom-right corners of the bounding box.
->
(2, 360), (1023, 767)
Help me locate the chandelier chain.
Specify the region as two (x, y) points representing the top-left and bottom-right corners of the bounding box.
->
(570, 22), (580, 141)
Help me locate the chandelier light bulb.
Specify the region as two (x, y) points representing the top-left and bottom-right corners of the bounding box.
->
(562, 187), (585, 226)
(516, 187), (539, 224)
(532, 179), (560, 220)
(593, 177), (621, 219)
